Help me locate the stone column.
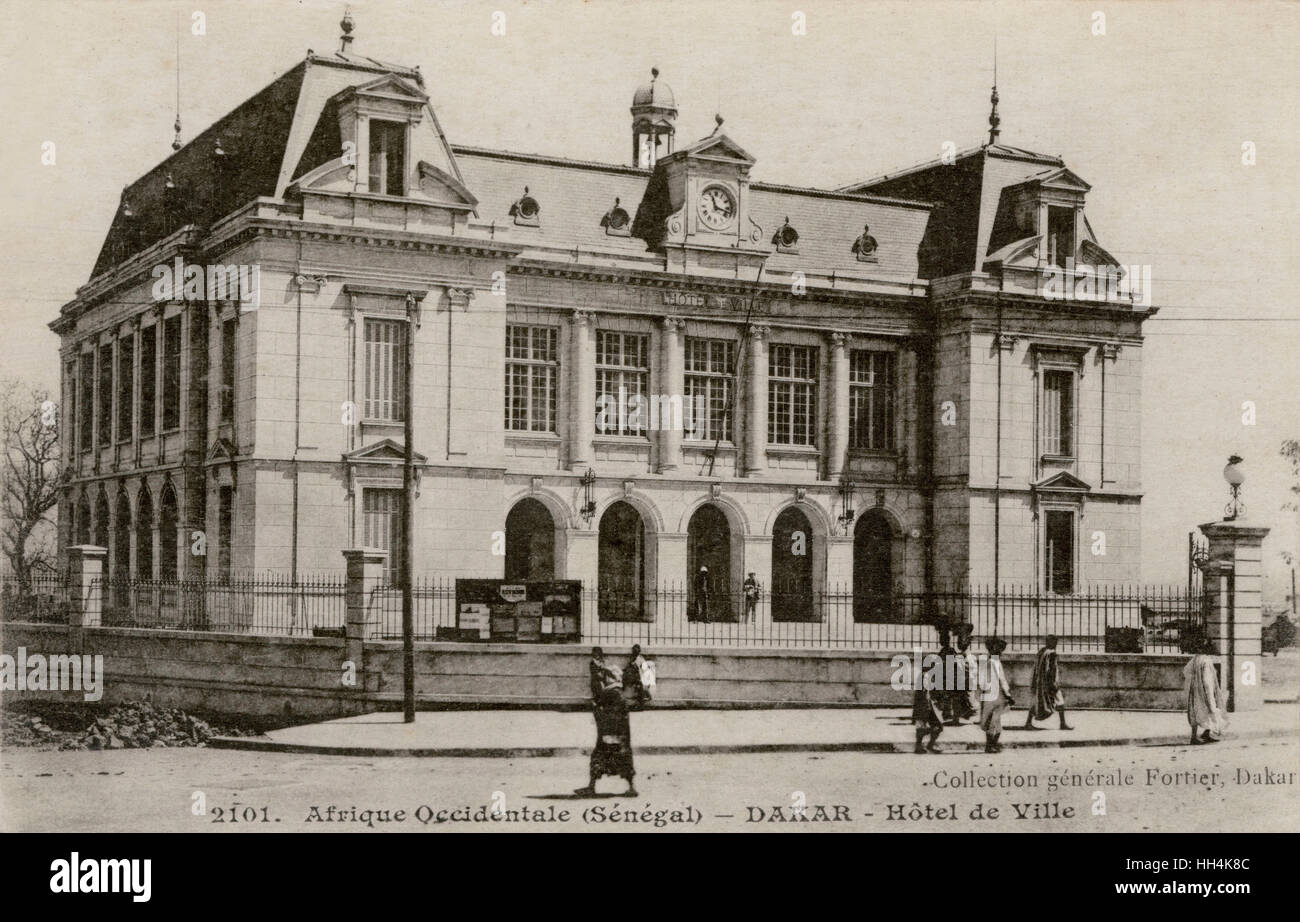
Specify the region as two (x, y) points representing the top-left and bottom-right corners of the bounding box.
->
(1199, 519), (1270, 712)
(658, 317), (685, 472)
(343, 548), (387, 687)
(827, 332), (850, 478)
(67, 545), (106, 631)
(568, 311), (596, 471)
(744, 324), (770, 477)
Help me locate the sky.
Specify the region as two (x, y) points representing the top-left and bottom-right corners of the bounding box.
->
(0, 0), (1296, 600)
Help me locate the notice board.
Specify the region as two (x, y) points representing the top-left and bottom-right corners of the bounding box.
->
(454, 579), (582, 643)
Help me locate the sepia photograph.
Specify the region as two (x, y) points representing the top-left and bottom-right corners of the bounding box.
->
(0, 0), (1297, 899)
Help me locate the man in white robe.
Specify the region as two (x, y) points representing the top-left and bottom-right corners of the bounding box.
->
(1184, 639), (1228, 744)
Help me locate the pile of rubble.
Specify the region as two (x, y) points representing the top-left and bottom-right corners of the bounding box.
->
(0, 701), (258, 750)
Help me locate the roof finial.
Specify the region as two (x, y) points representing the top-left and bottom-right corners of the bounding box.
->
(171, 12), (183, 151)
(713, 113), (724, 134)
(987, 34), (1000, 145)
(650, 66), (659, 81)
(339, 7), (355, 53)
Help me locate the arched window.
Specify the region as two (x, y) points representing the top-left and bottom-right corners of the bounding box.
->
(94, 490), (110, 548)
(853, 509), (894, 622)
(75, 493), (91, 546)
(598, 501), (645, 620)
(504, 498), (555, 582)
(158, 484), (179, 580)
(771, 506), (815, 622)
(135, 487), (154, 580)
(113, 492), (132, 581)
(687, 504), (732, 622)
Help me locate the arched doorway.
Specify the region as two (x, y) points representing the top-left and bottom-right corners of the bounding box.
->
(598, 501), (645, 620)
(113, 492), (132, 581)
(687, 503), (732, 621)
(75, 493), (91, 545)
(135, 487), (154, 580)
(853, 509), (894, 622)
(504, 498), (555, 581)
(93, 490), (110, 548)
(772, 506), (815, 622)
(158, 484), (179, 580)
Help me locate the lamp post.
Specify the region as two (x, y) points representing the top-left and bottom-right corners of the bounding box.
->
(580, 468), (597, 523)
(837, 477), (855, 535)
(1223, 454), (1245, 521)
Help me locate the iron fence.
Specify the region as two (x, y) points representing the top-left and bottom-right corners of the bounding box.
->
(1, 572), (1206, 653)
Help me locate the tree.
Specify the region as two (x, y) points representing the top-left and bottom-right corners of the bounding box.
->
(1282, 439), (1299, 567)
(1, 379), (64, 587)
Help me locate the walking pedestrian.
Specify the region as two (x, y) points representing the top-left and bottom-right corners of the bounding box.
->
(622, 644), (652, 709)
(1184, 635), (1228, 744)
(949, 622), (979, 725)
(912, 683), (944, 753)
(693, 565), (711, 621)
(574, 683), (637, 797)
(979, 636), (1013, 753)
(588, 646), (618, 701)
(1024, 635), (1073, 730)
(743, 572), (760, 621)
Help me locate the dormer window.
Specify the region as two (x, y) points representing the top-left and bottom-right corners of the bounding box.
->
(1047, 206), (1075, 268)
(368, 119), (407, 196)
(772, 217), (799, 254)
(851, 224), (877, 263)
(510, 187), (540, 227)
(601, 198), (630, 237)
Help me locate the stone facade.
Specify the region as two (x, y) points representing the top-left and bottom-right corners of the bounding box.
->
(51, 47), (1154, 618)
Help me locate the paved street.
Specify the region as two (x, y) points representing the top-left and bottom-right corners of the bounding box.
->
(3, 737), (1296, 832)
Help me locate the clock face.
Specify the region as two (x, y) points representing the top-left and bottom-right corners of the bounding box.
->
(697, 185), (737, 230)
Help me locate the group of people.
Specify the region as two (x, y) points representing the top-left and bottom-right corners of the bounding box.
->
(574, 645), (652, 797)
(912, 629), (1073, 754)
(692, 567), (763, 621)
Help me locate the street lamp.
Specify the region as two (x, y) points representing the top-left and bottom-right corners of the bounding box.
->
(580, 468), (598, 523)
(837, 477), (856, 534)
(1223, 454), (1245, 521)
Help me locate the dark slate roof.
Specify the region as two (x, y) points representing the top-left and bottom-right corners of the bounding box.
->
(90, 61), (307, 279)
(453, 145), (931, 281)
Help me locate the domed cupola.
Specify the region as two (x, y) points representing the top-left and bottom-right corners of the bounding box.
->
(631, 67), (677, 169)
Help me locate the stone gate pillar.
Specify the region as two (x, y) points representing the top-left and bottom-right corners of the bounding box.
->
(342, 548), (387, 691)
(67, 545), (106, 635)
(1198, 519), (1270, 712)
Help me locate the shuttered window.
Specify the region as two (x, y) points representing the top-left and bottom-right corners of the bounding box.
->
(1042, 370), (1074, 456)
(364, 319), (407, 422)
(363, 488), (404, 581)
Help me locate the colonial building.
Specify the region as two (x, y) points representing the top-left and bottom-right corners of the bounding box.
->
(52, 26), (1154, 627)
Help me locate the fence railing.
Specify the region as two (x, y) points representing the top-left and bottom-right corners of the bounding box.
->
(0, 574), (1206, 653)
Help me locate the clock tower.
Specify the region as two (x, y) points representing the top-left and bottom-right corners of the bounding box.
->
(631, 119), (768, 277)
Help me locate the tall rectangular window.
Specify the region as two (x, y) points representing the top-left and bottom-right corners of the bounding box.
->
(1048, 206), (1075, 269)
(595, 331), (649, 437)
(368, 120), (406, 196)
(684, 337), (734, 442)
(97, 343), (113, 447)
(140, 326), (157, 437)
(363, 488), (404, 581)
(505, 325), (558, 433)
(117, 335), (134, 441)
(162, 314), (182, 431)
(1042, 369), (1074, 456)
(78, 351), (94, 452)
(220, 319), (237, 423)
(364, 318), (406, 421)
(217, 485), (233, 582)
(768, 344), (818, 446)
(64, 360), (77, 456)
(1045, 510), (1075, 594)
(849, 350), (895, 451)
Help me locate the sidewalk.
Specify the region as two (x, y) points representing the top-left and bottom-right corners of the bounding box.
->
(209, 704), (1300, 757)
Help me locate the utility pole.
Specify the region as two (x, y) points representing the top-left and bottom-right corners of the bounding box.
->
(402, 293), (417, 723)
